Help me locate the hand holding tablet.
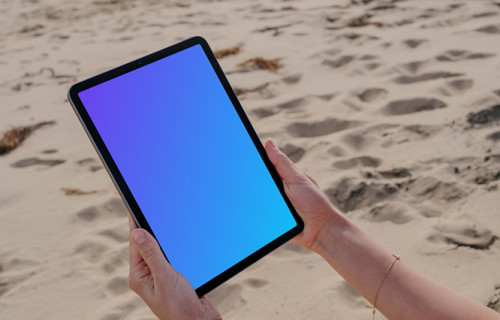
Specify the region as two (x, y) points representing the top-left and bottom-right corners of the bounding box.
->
(126, 137), (336, 320)
(68, 36), (304, 296)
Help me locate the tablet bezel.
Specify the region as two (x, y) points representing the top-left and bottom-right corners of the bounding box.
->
(67, 36), (304, 297)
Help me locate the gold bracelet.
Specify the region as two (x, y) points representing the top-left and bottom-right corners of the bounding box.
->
(372, 253), (400, 320)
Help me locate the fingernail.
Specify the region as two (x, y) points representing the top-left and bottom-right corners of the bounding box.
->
(133, 229), (147, 244)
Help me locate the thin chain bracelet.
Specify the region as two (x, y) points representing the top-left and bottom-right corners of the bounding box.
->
(372, 253), (400, 320)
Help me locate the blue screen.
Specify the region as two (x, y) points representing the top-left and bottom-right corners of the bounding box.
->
(78, 44), (297, 289)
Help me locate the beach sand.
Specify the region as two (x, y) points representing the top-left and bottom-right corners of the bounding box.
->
(1, 0), (499, 319)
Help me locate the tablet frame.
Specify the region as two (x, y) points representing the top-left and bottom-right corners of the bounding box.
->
(67, 36), (304, 297)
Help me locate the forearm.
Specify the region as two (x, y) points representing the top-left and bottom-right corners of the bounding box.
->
(312, 210), (499, 320)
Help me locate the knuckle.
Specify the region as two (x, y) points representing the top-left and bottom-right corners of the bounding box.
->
(141, 245), (157, 260)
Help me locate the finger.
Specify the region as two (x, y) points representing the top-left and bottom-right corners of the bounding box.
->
(131, 228), (170, 277)
(264, 138), (305, 184)
(200, 297), (221, 318)
(129, 215), (142, 267)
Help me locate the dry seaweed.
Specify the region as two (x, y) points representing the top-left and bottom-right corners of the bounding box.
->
(0, 121), (55, 156)
(238, 57), (281, 72)
(214, 47), (240, 59)
(62, 188), (98, 196)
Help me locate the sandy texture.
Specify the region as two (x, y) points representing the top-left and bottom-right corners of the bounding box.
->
(1, 0), (500, 319)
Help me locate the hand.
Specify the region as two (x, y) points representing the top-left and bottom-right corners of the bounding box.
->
(264, 139), (341, 251)
(128, 215), (222, 320)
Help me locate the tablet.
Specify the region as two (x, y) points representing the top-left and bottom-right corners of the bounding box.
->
(67, 36), (303, 296)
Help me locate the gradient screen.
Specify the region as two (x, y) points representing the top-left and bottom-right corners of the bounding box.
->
(78, 44), (298, 289)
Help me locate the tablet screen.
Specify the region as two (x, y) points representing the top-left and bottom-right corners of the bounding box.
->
(75, 41), (300, 292)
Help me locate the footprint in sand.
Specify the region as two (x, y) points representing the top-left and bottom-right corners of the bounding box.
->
(341, 124), (398, 151)
(435, 49), (496, 62)
(324, 178), (399, 212)
(252, 107), (277, 119)
(332, 156), (381, 170)
(322, 55), (356, 69)
(436, 78), (474, 96)
(18, 24), (45, 35)
(243, 278), (269, 289)
(467, 105), (500, 127)
(398, 125), (442, 140)
(381, 97), (447, 115)
(276, 97), (310, 110)
(342, 123), (441, 151)
(427, 219), (498, 250)
(280, 143), (305, 163)
(0, 282), (7, 298)
(400, 176), (467, 203)
(402, 39), (428, 49)
(0, 257), (38, 298)
(357, 54), (381, 72)
(487, 287), (500, 312)
(234, 82), (272, 100)
(73, 240), (110, 264)
(74, 198), (128, 224)
(99, 227), (129, 243)
(393, 71), (463, 85)
(77, 157), (104, 172)
(0, 271), (36, 298)
(377, 168), (412, 179)
(359, 54), (378, 61)
(0, 262), (5, 297)
(356, 87), (388, 103)
(207, 283), (246, 315)
(476, 24), (500, 34)
(445, 78), (473, 95)
(487, 131), (500, 141)
(363, 62), (381, 72)
(252, 94), (334, 119)
(10, 157), (65, 168)
(286, 118), (360, 138)
(400, 60), (431, 75)
(281, 74), (302, 85)
(106, 276), (129, 296)
(361, 202), (416, 225)
(101, 246), (128, 274)
(327, 145), (347, 157)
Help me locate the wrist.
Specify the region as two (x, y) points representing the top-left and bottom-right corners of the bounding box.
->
(310, 206), (353, 257)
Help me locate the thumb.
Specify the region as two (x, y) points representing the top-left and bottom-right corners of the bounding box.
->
(264, 139), (306, 184)
(131, 228), (170, 276)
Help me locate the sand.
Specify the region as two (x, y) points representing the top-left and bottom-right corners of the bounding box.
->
(1, 0), (500, 319)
